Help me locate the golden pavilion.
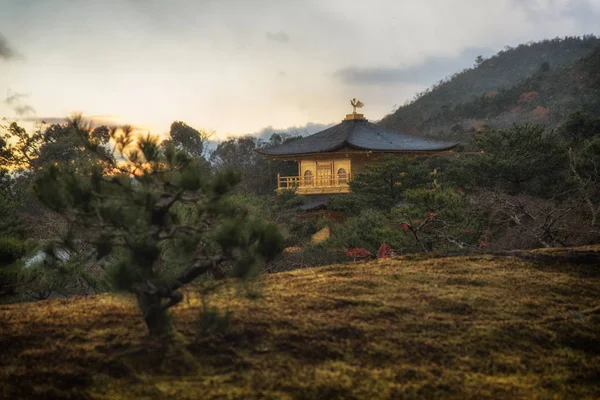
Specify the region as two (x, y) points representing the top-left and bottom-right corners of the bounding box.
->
(255, 99), (457, 195)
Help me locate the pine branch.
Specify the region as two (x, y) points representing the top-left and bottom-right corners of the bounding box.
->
(172, 253), (233, 289)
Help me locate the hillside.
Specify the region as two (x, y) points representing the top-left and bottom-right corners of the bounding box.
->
(380, 36), (600, 138)
(2, 251), (600, 399)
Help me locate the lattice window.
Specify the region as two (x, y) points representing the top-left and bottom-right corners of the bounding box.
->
(303, 170), (313, 185)
(337, 168), (347, 184)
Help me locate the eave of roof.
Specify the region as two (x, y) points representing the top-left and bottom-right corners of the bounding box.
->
(255, 119), (458, 157)
(256, 147), (459, 160)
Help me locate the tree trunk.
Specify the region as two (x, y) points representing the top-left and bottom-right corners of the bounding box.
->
(132, 254), (229, 336)
(135, 286), (173, 336)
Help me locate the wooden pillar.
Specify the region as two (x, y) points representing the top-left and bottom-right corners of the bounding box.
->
(277, 173), (280, 189)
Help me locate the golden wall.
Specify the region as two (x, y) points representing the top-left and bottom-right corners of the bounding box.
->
(299, 158), (352, 184)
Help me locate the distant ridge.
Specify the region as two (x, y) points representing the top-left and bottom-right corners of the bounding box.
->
(379, 35), (600, 140)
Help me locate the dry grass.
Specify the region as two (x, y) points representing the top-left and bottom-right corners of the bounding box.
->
(1, 252), (600, 399)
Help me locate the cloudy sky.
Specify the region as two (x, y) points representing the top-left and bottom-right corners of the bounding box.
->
(0, 0), (598, 138)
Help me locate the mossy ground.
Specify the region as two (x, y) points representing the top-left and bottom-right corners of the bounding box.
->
(1, 252), (600, 399)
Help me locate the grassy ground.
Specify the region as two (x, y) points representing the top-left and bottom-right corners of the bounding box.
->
(1, 252), (599, 399)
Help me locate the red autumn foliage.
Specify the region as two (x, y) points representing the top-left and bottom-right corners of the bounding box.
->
(518, 91), (539, 104)
(471, 119), (486, 132)
(377, 243), (392, 259)
(509, 105), (524, 115)
(344, 248), (372, 261)
(532, 106), (550, 120)
(426, 212), (437, 221)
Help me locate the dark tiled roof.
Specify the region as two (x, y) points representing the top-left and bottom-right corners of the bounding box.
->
(256, 119), (457, 156)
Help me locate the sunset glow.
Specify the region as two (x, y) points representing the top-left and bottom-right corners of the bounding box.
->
(1, 0), (599, 138)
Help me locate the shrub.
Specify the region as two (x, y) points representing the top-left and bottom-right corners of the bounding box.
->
(377, 243), (392, 259)
(0, 194), (26, 239)
(344, 247), (372, 261)
(392, 187), (482, 252)
(330, 209), (401, 255)
(0, 237), (35, 300)
(0, 237), (28, 265)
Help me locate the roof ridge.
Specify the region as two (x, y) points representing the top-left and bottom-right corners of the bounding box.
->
(255, 118), (458, 157)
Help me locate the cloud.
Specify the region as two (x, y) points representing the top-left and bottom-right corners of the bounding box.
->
(13, 105), (36, 116)
(334, 46), (493, 86)
(21, 115), (131, 128)
(20, 116), (67, 125)
(202, 121), (335, 155)
(562, 0), (600, 31)
(5, 91), (27, 105)
(0, 34), (17, 60)
(513, 0), (600, 22)
(253, 121), (334, 141)
(266, 31), (290, 43)
(5, 91), (36, 116)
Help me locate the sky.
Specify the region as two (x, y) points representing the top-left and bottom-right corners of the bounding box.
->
(0, 0), (599, 139)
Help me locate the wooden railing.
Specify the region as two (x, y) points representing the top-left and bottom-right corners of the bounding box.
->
(277, 173), (351, 190)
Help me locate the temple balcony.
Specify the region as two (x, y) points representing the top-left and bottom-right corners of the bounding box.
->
(277, 173), (351, 195)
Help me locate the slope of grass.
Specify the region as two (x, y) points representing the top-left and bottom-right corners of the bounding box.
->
(1, 253), (600, 399)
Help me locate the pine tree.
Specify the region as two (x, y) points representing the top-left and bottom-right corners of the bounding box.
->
(33, 118), (284, 335)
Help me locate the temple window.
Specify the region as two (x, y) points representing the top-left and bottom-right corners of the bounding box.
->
(304, 170), (313, 185)
(337, 168), (348, 184)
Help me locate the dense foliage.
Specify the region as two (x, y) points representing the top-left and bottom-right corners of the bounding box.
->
(30, 119), (284, 335)
(448, 124), (569, 196)
(162, 120), (211, 159)
(210, 133), (301, 194)
(340, 156), (431, 210)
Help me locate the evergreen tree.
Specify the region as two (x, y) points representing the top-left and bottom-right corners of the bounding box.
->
(210, 133), (301, 195)
(391, 187), (481, 252)
(568, 136), (600, 225)
(33, 118), (284, 336)
(345, 156), (431, 210)
(448, 124), (569, 196)
(557, 111), (600, 144)
(1, 115), (114, 172)
(163, 121), (211, 159)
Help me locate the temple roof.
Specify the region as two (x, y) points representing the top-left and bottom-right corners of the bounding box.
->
(255, 118), (457, 157)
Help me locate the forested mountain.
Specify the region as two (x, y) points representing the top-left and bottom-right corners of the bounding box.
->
(379, 36), (600, 139)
